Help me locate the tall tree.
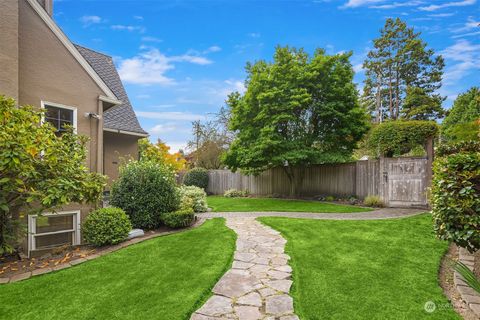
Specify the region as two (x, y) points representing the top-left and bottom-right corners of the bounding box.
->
(362, 18), (445, 122)
(442, 87), (480, 142)
(224, 46), (370, 196)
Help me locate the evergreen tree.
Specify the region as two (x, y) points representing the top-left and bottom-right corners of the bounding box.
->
(362, 18), (445, 122)
(442, 87), (480, 142)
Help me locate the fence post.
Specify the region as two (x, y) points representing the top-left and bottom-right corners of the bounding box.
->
(425, 136), (434, 189)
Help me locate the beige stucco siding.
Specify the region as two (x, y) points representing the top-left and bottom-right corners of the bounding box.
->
(104, 131), (140, 187)
(0, 1), (19, 100)
(18, 0), (105, 172)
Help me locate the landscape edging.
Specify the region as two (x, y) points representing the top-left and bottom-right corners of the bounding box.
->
(0, 217), (206, 285)
(454, 247), (480, 316)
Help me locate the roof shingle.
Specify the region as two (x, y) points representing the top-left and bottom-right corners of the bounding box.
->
(74, 44), (147, 135)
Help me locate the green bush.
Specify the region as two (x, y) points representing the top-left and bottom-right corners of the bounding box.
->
(363, 195), (384, 207)
(367, 120), (438, 157)
(183, 168), (209, 190)
(162, 209), (195, 229)
(224, 189), (249, 198)
(324, 196), (335, 202)
(110, 161), (180, 229)
(432, 141), (480, 253)
(178, 185), (208, 213)
(82, 207), (132, 246)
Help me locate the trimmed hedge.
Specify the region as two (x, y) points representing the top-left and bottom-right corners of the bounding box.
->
(82, 207), (132, 246)
(162, 209), (195, 229)
(432, 141), (480, 253)
(178, 185), (208, 213)
(183, 167), (209, 190)
(110, 161), (180, 229)
(367, 120), (438, 157)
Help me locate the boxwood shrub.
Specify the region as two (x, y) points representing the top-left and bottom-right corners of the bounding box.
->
(432, 141), (480, 253)
(178, 185), (208, 213)
(367, 120), (438, 157)
(183, 167), (209, 190)
(82, 207), (132, 246)
(162, 208), (195, 229)
(110, 161), (180, 229)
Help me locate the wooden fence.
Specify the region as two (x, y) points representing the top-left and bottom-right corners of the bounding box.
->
(206, 157), (430, 208)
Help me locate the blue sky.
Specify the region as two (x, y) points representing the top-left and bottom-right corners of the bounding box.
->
(54, 0), (480, 152)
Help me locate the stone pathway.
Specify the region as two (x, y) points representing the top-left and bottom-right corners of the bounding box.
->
(191, 218), (298, 320)
(200, 207), (424, 221)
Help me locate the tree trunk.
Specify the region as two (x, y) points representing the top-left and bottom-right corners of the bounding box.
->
(282, 166), (305, 198)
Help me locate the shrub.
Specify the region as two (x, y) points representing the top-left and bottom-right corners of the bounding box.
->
(363, 195), (384, 207)
(324, 195), (335, 202)
(367, 120), (438, 157)
(183, 167), (209, 190)
(178, 185), (208, 213)
(110, 161), (180, 229)
(162, 208), (195, 229)
(432, 141), (480, 253)
(82, 207), (132, 246)
(224, 189), (249, 198)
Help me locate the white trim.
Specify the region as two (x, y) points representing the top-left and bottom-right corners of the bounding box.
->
(99, 95), (122, 106)
(41, 100), (78, 134)
(26, 0), (117, 100)
(27, 210), (81, 256)
(104, 128), (149, 137)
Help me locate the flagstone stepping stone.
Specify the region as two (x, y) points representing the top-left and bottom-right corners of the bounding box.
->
(191, 218), (298, 320)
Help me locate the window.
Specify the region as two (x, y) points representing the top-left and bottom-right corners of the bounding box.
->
(41, 101), (77, 135)
(28, 211), (81, 255)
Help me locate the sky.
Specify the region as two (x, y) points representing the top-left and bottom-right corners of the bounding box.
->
(53, 0), (480, 152)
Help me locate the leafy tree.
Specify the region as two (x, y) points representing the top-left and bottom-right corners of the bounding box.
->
(0, 96), (106, 254)
(442, 87), (480, 142)
(362, 18), (445, 121)
(139, 138), (186, 172)
(224, 46), (370, 196)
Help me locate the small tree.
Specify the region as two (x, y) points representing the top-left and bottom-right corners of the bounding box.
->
(442, 87), (480, 142)
(224, 46), (369, 196)
(139, 138), (186, 172)
(0, 96), (106, 254)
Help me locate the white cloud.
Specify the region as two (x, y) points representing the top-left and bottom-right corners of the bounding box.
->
(452, 31), (480, 38)
(118, 49), (213, 85)
(341, 0), (383, 8)
(428, 13), (455, 17)
(419, 0), (476, 11)
(137, 94), (151, 99)
(370, 1), (423, 9)
(204, 46), (222, 53)
(248, 32), (261, 38)
(440, 39), (480, 85)
(163, 142), (187, 154)
(451, 16), (480, 33)
(150, 123), (179, 134)
(111, 24), (145, 33)
(118, 49), (175, 85)
(134, 15), (144, 20)
(136, 111), (208, 121)
(141, 36), (163, 43)
(80, 15), (102, 27)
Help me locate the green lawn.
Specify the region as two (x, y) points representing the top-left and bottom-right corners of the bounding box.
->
(259, 214), (459, 320)
(0, 219), (236, 320)
(207, 195), (373, 213)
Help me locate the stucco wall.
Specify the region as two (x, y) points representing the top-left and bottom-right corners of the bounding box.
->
(104, 131), (140, 188)
(0, 1), (19, 100)
(16, 0), (108, 252)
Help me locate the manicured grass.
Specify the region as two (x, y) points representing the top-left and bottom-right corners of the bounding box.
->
(259, 214), (460, 320)
(0, 219), (236, 320)
(207, 195), (373, 213)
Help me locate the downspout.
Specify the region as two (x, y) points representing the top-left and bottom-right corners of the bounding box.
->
(97, 100), (104, 174)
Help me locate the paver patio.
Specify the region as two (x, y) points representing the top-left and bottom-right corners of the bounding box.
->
(191, 218), (299, 320)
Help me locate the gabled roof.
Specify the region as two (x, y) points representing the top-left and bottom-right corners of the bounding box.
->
(75, 45), (148, 136)
(26, 0), (119, 102)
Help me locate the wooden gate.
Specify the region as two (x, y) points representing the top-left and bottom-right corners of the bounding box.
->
(379, 157), (429, 208)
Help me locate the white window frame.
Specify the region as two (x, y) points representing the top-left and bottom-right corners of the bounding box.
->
(28, 210), (81, 255)
(40, 101), (78, 134)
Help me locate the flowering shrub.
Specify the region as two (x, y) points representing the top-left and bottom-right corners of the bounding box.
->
(224, 189), (249, 198)
(178, 185), (208, 213)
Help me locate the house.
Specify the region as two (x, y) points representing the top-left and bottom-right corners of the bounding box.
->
(0, 0), (148, 256)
